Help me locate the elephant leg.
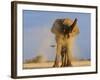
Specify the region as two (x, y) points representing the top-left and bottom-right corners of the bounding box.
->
(67, 58), (72, 66)
(66, 47), (73, 66)
(63, 46), (72, 67)
(63, 50), (67, 67)
(61, 48), (65, 67)
(61, 48), (67, 67)
(53, 44), (62, 67)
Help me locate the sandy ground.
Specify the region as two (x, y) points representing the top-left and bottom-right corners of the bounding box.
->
(23, 60), (90, 69)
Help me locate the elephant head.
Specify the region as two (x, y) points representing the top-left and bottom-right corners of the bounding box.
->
(51, 18), (79, 37)
(61, 18), (78, 36)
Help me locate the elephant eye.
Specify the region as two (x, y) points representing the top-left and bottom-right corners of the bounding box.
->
(63, 25), (70, 30)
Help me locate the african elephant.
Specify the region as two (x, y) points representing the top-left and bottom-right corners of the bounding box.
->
(51, 18), (79, 67)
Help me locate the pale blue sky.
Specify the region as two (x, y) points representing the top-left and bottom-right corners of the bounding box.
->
(23, 10), (91, 61)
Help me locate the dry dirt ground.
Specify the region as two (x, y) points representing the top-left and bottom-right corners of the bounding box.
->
(23, 60), (90, 69)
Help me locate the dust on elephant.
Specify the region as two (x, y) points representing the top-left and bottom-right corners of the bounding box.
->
(51, 18), (79, 67)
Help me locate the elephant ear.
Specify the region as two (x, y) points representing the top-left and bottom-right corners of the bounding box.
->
(51, 19), (65, 34)
(70, 18), (77, 32)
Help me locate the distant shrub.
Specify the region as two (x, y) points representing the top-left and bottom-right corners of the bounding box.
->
(25, 54), (47, 63)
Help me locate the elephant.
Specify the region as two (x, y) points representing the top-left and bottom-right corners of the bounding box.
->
(51, 18), (79, 67)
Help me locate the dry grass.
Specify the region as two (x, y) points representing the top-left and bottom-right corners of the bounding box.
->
(23, 60), (90, 69)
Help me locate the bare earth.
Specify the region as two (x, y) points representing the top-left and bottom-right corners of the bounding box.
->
(23, 60), (90, 69)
